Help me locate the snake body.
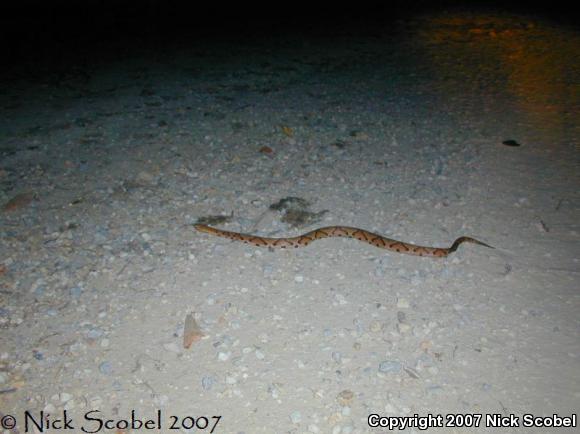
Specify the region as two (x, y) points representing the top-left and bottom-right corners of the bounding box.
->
(194, 224), (492, 257)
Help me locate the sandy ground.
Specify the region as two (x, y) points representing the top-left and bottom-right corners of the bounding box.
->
(1, 10), (579, 434)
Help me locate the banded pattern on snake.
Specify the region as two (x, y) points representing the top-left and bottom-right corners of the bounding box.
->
(194, 224), (493, 258)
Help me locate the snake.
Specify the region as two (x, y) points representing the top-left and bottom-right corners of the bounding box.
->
(194, 224), (493, 257)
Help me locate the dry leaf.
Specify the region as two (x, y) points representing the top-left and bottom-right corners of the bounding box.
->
(183, 313), (205, 349)
(3, 192), (34, 212)
(281, 126), (293, 137)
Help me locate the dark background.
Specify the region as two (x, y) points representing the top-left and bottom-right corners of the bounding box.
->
(1, 0), (576, 65)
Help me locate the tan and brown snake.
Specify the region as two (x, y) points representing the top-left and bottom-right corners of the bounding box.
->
(194, 224), (493, 257)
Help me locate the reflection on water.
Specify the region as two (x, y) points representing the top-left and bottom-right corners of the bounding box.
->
(412, 12), (579, 145)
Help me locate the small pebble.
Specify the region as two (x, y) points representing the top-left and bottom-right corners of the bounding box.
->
(99, 361), (113, 375)
(397, 323), (411, 334)
(396, 298), (410, 309)
(416, 353), (435, 368)
(154, 394), (169, 406)
(86, 327), (104, 340)
(163, 342), (182, 354)
(201, 375), (215, 390)
(337, 389), (354, 406)
(369, 320), (382, 333)
(33, 350), (44, 360)
(328, 412), (342, 425)
(404, 366), (421, 379)
(384, 402), (397, 413)
(289, 411), (302, 424)
(378, 360), (402, 374)
(69, 286), (83, 298)
(59, 392), (73, 403)
(217, 351), (231, 361)
(268, 383), (280, 399)
(426, 385), (444, 394)
(89, 396), (103, 409)
(308, 424), (320, 433)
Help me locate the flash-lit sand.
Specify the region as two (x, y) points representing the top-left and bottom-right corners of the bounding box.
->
(1, 10), (578, 434)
